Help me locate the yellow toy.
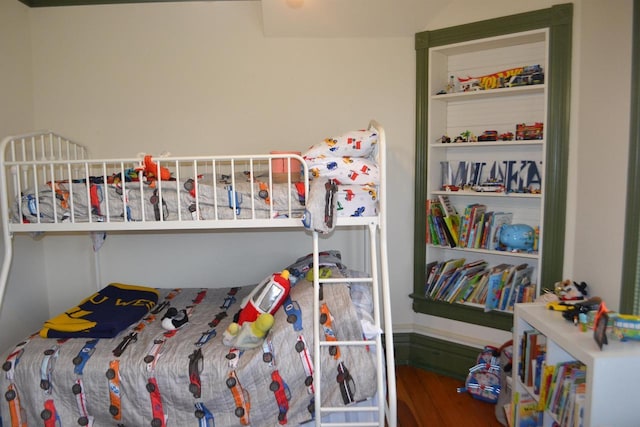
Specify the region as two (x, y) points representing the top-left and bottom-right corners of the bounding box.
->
(222, 313), (274, 349)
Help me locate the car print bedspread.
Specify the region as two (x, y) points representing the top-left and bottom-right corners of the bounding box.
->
(12, 176), (377, 224)
(0, 272), (378, 426)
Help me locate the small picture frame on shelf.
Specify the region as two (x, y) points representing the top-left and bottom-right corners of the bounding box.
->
(593, 302), (609, 350)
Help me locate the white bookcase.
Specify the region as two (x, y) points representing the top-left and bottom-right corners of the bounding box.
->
(513, 303), (640, 427)
(413, 5), (572, 335)
(425, 30), (548, 309)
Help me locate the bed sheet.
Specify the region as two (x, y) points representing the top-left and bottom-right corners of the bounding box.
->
(0, 271), (377, 427)
(12, 177), (377, 224)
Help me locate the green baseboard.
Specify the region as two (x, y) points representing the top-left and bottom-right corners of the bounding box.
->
(392, 331), (480, 381)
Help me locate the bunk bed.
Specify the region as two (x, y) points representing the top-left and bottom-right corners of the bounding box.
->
(0, 121), (396, 427)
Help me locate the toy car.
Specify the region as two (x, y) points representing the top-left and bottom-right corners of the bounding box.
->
(144, 339), (167, 372)
(351, 206), (365, 217)
(220, 295), (237, 310)
(208, 311), (228, 328)
(194, 402), (215, 427)
(270, 370), (291, 424)
(284, 297), (303, 331)
(471, 182), (505, 192)
(73, 339), (99, 375)
(188, 348), (203, 398)
(72, 379), (94, 426)
(146, 378), (168, 427)
(226, 371), (251, 425)
(336, 362), (356, 405)
(5, 384), (27, 426)
(477, 130), (498, 141)
(499, 132), (514, 141)
(3, 347), (25, 381)
(320, 303), (340, 359)
(41, 399), (61, 427)
(225, 348), (243, 370)
(106, 360), (122, 418)
(546, 301), (574, 311)
(295, 335), (314, 394)
(40, 345), (60, 394)
(516, 122), (544, 140)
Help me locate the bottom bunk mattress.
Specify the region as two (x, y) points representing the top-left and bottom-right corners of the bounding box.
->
(0, 269), (378, 426)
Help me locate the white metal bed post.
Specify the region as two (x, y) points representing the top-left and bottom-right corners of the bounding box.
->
(0, 205), (13, 322)
(0, 135), (14, 318)
(376, 120), (396, 427)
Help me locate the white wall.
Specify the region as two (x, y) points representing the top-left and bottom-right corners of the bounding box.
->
(0, 0), (49, 349)
(25, 1), (417, 336)
(0, 0), (634, 351)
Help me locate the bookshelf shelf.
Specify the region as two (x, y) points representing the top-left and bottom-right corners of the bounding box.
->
(432, 191), (542, 200)
(412, 5), (571, 334)
(430, 140), (545, 149)
(431, 83), (545, 102)
(513, 303), (640, 427)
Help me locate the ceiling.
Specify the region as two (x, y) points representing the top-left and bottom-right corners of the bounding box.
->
(18, 0), (446, 37)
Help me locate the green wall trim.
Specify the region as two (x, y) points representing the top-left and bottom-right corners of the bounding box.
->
(621, 0), (640, 314)
(393, 332), (481, 380)
(413, 4), (573, 329)
(411, 294), (513, 331)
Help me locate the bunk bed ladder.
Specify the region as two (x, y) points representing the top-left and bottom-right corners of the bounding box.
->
(310, 224), (396, 427)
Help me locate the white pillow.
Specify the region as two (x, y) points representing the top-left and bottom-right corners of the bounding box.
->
(306, 157), (379, 185)
(303, 128), (379, 159)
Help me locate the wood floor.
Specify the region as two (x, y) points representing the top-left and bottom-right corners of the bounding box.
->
(395, 365), (504, 427)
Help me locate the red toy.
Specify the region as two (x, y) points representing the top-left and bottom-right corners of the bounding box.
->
(237, 270), (291, 325)
(139, 155), (171, 183)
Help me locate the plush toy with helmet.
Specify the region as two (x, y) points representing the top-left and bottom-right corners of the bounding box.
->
(222, 270), (291, 349)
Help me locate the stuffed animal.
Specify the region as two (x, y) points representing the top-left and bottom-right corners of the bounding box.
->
(161, 307), (189, 330)
(137, 154), (171, 184)
(554, 280), (588, 301)
(222, 313), (274, 349)
(236, 270), (290, 325)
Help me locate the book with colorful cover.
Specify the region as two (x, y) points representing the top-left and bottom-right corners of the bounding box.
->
(506, 265), (534, 310)
(467, 204), (487, 248)
(445, 261), (487, 302)
(484, 263), (511, 311)
(458, 203), (478, 248)
(480, 211), (494, 249)
(438, 194), (460, 248)
(428, 258), (465, 299)
(424, 261), (438, 295)
(451, 263), (488, 302)
(499, 263), (529, 310)
(466, 270), (489, 303)
(471, 273), (491, 304)
(538, 363), (556, 411)
(515, 397), (543, 427)
(434, 215), (453, 247)
(444, 215), (460, 246)
(488, 212), (513, 250)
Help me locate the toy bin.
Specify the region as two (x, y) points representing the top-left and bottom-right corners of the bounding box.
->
(270, 151), (302, 183)
(612, 314), (640, 341)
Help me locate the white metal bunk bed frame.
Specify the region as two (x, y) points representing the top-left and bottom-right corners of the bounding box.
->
(0, 121), (397, 427)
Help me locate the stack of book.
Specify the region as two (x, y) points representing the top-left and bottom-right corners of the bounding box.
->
(517, 329), (547, 390)
(424, 259), (535, 311)
(512, 393), (543, 427)
(543, 361), (586, 426)
(516, 330), (587, 427)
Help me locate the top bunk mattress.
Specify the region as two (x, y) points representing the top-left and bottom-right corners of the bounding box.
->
(0, 122), (385, 232)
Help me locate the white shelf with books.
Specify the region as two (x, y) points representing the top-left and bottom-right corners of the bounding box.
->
(512, 303), (640, 427)
(424, 28), (549, 314)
